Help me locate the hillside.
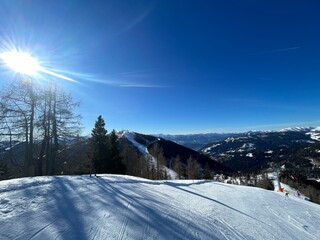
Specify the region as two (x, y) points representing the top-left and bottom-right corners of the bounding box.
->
(121, 131), (234, 175)
(199, 128), (320, 173)
(148, 139), (234, 174)
(1, 175), (320, 239)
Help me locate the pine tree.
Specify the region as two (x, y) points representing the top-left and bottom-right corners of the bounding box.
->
(108, 129), (126, 174)
(90, 115), (108, 174)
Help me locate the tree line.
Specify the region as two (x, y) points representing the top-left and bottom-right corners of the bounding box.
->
(0, 79), (213, 180)
(89, 116), (213, 180)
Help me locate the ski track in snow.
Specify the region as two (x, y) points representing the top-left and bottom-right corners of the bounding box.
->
(0, 175), (320, 240)
(28, 218), (58, 240)
(118, 201), (132, 240)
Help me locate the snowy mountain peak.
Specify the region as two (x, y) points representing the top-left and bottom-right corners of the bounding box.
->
(279, 126), (314, 132)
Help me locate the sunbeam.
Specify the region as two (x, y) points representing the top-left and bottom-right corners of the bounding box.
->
(0, 50), (77, 82)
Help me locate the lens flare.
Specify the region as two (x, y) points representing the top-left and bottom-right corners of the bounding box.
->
(0, 50), (76, 82)
(0, 51), (41, 75)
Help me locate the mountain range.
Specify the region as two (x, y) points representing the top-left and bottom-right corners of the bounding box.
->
(1, 127), (320, 180)
(158, 127), (320, 174)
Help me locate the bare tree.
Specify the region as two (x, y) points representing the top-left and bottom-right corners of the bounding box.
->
(186, 156), (201, 179)
(150, 143), (167, 180)
(0, 79), (81, 177)
(173, 155), (183, 179)
(0, 79), (37, 175)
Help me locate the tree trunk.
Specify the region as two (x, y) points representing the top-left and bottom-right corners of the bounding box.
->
(28, 95), (35, 176)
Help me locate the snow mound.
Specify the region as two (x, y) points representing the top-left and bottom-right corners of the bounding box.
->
(1, 175), (320, 240)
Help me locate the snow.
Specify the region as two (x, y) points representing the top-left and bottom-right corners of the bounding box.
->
(123, 131), (149, 156)
(246, 153), (253, 157)
(293, 140), (315, 144)
(241, 143), (255, 150)
(224, 137), (236, 143)
(306, 127), (320, 141)
(202, 144), (220, 153)
(280, 127), (313, 132)
(1, 175), (320, 240)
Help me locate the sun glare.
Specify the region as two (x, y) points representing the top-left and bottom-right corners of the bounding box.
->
(0, 51), (41, 75)
(0, 50), (77, 82)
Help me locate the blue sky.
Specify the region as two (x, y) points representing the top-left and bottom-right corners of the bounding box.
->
(0, 0), (320, 134)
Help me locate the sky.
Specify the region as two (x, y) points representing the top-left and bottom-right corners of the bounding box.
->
(0, 0), (320, 135)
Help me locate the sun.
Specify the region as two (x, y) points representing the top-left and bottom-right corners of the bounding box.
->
(0, 51), (41, 75)
(0, 49), (76, 82)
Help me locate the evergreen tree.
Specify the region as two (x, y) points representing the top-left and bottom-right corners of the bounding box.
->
(108, 130), (126, 174)
(90, 115), (108, 174)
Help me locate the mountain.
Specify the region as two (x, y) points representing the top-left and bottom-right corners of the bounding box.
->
(155, 133), (233, 150)
(147, 139), (234, 174)
(1, 175), (319, 239)
(199, 127), (320, 174)
(120, 131), (234, 175)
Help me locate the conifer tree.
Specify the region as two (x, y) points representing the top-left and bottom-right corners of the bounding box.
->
(108, 129), (126, 174)
(90, 115), (108, 174)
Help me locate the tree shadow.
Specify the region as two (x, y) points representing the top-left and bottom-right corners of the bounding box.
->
(164, 181), (269, 227)
(1, 175), (255, 240)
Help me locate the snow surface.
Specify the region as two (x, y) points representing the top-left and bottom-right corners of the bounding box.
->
(203, 144), (221, 153)
(1, 175), (320, 240)
(306, 127), (320, 141)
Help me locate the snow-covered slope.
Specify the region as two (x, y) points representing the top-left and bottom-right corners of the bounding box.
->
(306, 127), (320, 141)
(1, 175), (320, 239)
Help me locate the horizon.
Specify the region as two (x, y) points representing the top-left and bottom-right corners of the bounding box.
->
(1, 1), (320, 135)
(110, 125), (320, 136)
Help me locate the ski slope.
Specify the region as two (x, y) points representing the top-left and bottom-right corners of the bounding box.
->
(1, 175), (320, 240)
